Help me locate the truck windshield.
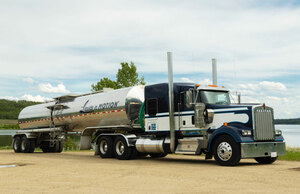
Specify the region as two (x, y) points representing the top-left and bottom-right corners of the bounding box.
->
(199, 90), (230, 105)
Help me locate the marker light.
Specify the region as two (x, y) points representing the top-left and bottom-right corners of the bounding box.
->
(223, 122), (228, 126)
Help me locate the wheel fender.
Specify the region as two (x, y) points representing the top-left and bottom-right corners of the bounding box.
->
(13, 133), (37, 139)
(95, 133), (137, 147)
(207, 126), (242, 153)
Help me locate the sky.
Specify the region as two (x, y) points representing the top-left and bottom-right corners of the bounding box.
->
(0, 0), (300, 119)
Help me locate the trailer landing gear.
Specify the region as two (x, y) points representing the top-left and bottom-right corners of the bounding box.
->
(41, 141), (63, 153)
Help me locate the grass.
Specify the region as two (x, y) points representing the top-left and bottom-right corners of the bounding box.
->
(0, 119), (18, 124)
(0, 146), (12, 150)
(278, 147), (300, 161)
(0, 119), (19, 130)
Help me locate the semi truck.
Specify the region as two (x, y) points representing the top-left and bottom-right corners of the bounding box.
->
(12, 53), (286, 166)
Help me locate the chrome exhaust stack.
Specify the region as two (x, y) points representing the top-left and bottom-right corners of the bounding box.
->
(167, 52), (175, 153)
(212, 58), (217, 85)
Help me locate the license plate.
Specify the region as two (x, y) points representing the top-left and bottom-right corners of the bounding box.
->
(271, 152), (277, 158)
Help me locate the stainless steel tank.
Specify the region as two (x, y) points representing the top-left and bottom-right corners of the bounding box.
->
(18, 85), (145, 131)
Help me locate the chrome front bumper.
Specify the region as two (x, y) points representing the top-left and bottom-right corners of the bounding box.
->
(241, 142), (286, 158)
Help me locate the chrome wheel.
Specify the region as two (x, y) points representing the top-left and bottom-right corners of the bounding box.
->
(115, 141), (125, 156)
(100, 140), (108, 154)
(217, 142), (232, 161)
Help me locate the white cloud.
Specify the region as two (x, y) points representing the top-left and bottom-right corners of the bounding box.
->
(23, 77), (35, 84)
(236, 81), (287, 93)
(0, 96), (20, 101)
(259, 81), (287, 92)
(38, 83), (70, 94)
(0, 0), (299, 118)
(21, 94), (52, 102)
(198, 78), (212, 86)
(180, 78), (212, 86)
(1, 95), (52, 102)
(0, 0), (299, 79)
(181, 77), (194, 83)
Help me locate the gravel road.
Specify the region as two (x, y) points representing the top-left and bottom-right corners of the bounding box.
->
(0, 150), (299, 194)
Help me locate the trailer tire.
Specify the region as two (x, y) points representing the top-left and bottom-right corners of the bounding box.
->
(255, 157), (277, 164)
(213, 135), (241, 166)
(20, 136), (31, 153)
(113, 136), (132, 160)
(98, 136), (114, 158)
(13, 136), (22, 153)
(55, 141), (63, 153)
(41, 146), (49, 153)
(41, 144), (55, 153)
(28, 139), (36, 153)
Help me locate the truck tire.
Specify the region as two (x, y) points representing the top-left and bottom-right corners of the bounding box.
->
(213, 135), (241, 166)
(41, 142), (55, 153)
(55, 141), (63, 153)
(255, 157), (277, 164)
(150, 153), (167, 158)
(13, 136), (22, 153)
(113, 136), (132, 160)
(20, 136), (31, 153)
(98, 136), (114, 158)
(28, 139), (36, 153)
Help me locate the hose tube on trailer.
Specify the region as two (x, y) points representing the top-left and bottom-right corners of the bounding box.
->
(138, 102), (145, 131)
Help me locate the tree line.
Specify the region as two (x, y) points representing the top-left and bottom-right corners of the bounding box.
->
(0, 99), (40, 120)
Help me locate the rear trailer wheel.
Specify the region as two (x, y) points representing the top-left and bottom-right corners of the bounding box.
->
(56, 141), (63, 153)
(255, 157), (277, 164)
(13, 136), (21, 153)
(98, 136), (114, 158)
(28, 139), (36, 153)
(54, 141), (63, 153)
(113, 136), (132, 160)
(213, 135), (241, 166)
(20, 137), (31, 153)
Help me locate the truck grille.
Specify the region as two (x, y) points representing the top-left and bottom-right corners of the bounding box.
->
(253, 106), (275, 141)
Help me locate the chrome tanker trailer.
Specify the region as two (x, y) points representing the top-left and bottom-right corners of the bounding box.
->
(13, 86), (145, 153)
(13, 53), (286, 166)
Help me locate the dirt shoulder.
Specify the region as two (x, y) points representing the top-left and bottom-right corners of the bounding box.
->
(0, 150), (300, 194)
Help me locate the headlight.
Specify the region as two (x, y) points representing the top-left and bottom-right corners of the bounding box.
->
(242, 130), (252, 136)
(275, 130), (282, 136)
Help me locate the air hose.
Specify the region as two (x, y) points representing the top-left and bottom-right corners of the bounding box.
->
(138, 102), (145, 131)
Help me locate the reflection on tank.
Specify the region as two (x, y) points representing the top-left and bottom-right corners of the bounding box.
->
(18, 86), (145, 132)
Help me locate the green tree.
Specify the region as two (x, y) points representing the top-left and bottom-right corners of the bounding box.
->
(91, 77), (118, 91)
(91, 62), (145, 92)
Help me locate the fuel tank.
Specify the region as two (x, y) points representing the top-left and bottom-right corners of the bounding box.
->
(18, 85), (145, 132)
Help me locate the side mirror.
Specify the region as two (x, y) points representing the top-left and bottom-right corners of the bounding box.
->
(194, 103), (206, 128)
(184, 90), (194, 108)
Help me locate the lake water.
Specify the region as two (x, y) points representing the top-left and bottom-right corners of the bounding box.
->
(0, 125), (299, 147)
(276, 125), (300, 148)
